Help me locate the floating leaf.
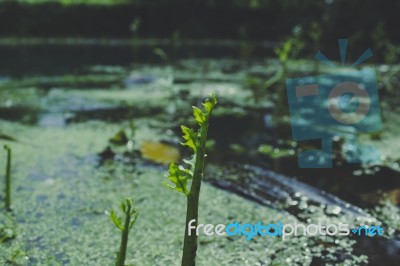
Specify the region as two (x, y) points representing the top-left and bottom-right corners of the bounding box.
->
(140, 141), (180, 165)
(109, 130), (129, 145)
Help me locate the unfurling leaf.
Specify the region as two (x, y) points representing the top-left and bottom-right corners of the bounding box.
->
(181, 125), (198, 151)
(193, 106), (206, 124)
(121, 201), (127, 214)
(112, 198), (138, 266)
(164, 162), (190, 195)
(164, 94), (217, 197)
(121, 198), (134, 214)
(202, 93), (217, 113)
(110, 210), (124, 231)
(129, 211), (139, 230)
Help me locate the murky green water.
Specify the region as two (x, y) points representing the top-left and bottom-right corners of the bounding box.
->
(1, 44), (399, 265)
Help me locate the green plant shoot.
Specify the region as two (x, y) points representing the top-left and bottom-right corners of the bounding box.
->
(110, 198), (139, 266)
(267, 28), (304, 119)
(164, 94), (217, 266)
(4, 145), (12, 211)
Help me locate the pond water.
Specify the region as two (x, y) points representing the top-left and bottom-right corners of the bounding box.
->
(0, 42), (399, 265)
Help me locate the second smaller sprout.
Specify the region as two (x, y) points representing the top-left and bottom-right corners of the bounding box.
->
(110, 198), (139, 266)
(4, 145), (12, 211)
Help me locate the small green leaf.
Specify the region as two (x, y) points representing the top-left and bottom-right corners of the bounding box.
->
(110, 210), (124, 231)
(181, 125), (198, 151)
(165, 162), (190, 195)
(129, 211), (139, 230)
(164, 94), (217, 198)
(125, 198), (133, 209)
(120, 201), (127, 214)
(202, 94), (217, 114)
(193, 106), (206, 124)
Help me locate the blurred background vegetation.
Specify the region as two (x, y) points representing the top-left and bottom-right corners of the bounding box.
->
(0, 0), (399, 62)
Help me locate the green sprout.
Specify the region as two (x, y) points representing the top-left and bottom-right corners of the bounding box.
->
(164, 94), (217, 266)
(258, 144), (295, 172)
(110, 198), (139, 266)
(266, 27), (304, 120)
(0, 223), (16, 243)
(3, 145), (12, 212)
(154, 47), (169, 63)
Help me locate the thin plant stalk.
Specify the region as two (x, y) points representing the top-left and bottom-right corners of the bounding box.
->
(4, 145), (11, 211)
(110, 198), (138, 266)
(116, 204), (132, 266)
(164, 94), (217, 266)
(181, 118), (209, 266)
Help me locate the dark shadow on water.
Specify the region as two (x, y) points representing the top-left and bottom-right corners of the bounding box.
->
(0, 42), (273, 77)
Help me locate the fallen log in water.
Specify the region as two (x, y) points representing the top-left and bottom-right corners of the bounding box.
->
(207, 163), (374, 220)
(207, 163), (400, 265)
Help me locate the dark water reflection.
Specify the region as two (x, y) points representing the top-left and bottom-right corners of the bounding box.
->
(0, 41), (274, 77)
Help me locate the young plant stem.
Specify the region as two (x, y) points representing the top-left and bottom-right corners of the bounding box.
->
(164, 94), (216, 266)
(277, 60), (288, 117)
(181, 118), (209, 266)
(4, 145), (11, 211)
(116, 203), (133, 266)
(111, 199), (138, 266)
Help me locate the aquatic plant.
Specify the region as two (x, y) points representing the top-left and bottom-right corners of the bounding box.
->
(154, 48), (169, 63)
(130, 17), (141, 38)
(164, 94), (217, 266)
(258, 144), (295, 172)
(110, 198), (139, 266)
(3, 145), (12, 211)
(0, 217), (16, 243)
(244, 75), (264, 103)
(266, 27), (304, 119)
